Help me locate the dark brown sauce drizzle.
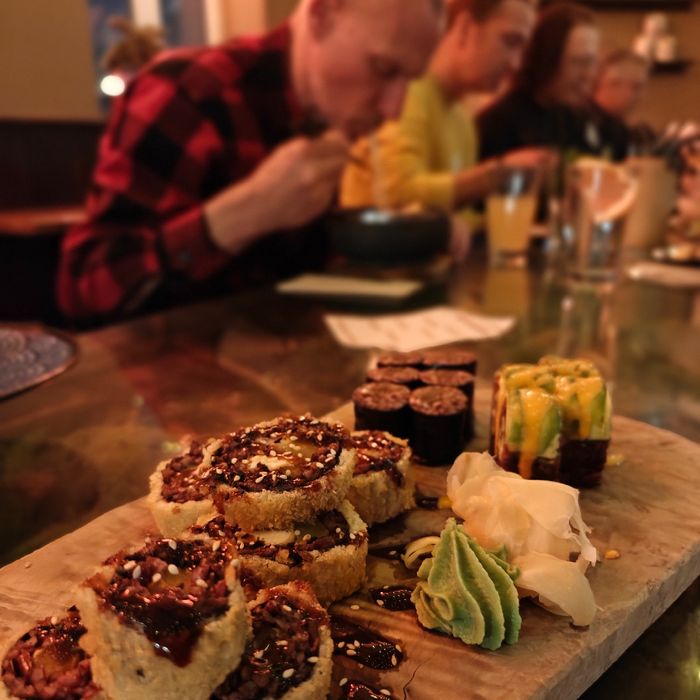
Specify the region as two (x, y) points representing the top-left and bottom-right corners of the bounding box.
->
(341, 681), (394, 699)
(369, 586), (414, 611)
(416, 495), (439, 509)
(331, 616), (403, 670)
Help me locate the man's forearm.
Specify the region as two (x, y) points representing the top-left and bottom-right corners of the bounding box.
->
(204, 175), (277, 255)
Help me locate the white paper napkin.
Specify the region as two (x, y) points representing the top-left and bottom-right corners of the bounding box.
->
(324, 306), (515, 352)
(626, 261), (700, 289)
(276, 274), (424, 301)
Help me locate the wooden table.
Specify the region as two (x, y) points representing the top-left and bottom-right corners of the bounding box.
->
(0, 247), (698, 697)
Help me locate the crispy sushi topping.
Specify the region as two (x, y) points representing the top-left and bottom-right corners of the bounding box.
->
(1, 608), (100, 700)
(208, 416), (347, 493)
(88, 539), (235, 667)
(160, 441), (209, 503)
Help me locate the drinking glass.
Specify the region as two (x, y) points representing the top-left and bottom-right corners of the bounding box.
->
(486, 166), (540, 268)
(561, 159), (637, 282)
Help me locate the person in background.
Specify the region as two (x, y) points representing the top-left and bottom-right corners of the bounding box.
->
(590, 48), (653, 158)
(58, 0), (444, 323)
(477, 2), (602, 161)
(340, 0), (547, 260)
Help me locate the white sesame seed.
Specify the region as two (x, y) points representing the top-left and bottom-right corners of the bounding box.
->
(232, 559), (240, 568)
(279, 474), (288, 480)
(391, 654), (397, 666)
(255, 476), (264, 483)
(123, 560), (137, 571)
(350, 534), (356, 540)
(212, 541), (221, 552)
(215, 469), (223, 475)
(335, 527), (342, 534)
(337, 641), (345, 648)
(380, 690), (391, 697)
(230, 457), (238, 464)
(233, 475), (241, 482)
(253, 650), (264, 659)
(395, 644), (402, 652)
(50, 616), (58, 625)
(282, 668), (295, 679)
(307, 656), (319, 663)
(339, 678), (348, 687)
(294, 530), (301, 536)
(23, 562), (32, 569)
(282, 604), (292, 612)
(132, 566), (142, 580)
(168, 564), (179, 575)
(350, 604), (360, 610)
(168, 540), (177, 550)
(353, 640), (361, 648)
(286, 469), (292, 476)
(377, 600), (385, 607)
(276, 640), (288, 646)
(346, 649), (357, 656)
(152, 573), (162, 583)
(196, 578), (208, 588)
(389, 550), (397, 556)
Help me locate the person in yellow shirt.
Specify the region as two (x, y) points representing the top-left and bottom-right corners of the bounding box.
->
(341, 0), (549, 259)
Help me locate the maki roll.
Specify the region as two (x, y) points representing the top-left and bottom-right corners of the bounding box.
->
(1, 608), (102, 699)
(352, 382), (411, 439)
(409, 386), (468, 465)
(365, 366), (421, 389)
(418, 369), (475, 441)
(421, 349), (478, 375)
(375, 351), (423, 369)
(490, 357), (612, 486)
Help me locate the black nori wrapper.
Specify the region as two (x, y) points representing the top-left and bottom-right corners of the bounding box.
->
(421, 349), (478, 375)
(376, 351), (424, 368)
(418, 369), (475, 441)
(366, 366), (421, 388)
(409, 386), (467, 465)
(353, 382), (411, 439)
(560, 439), (609, 488)
(498, 448), (560, 481)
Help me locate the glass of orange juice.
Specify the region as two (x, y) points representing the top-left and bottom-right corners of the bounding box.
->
(486, 166), (540, 268)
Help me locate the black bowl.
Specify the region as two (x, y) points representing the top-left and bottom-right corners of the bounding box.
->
(328, 208), (449, 264)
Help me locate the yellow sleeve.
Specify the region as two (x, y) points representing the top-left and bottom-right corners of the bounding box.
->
(384, 82), (456, 211)
(339, 136), (375, 209)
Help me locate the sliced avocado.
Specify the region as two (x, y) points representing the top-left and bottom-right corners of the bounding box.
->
(589, 386), (612, 440)
(538, 403), (562, 458)
(505, 389), (523, 447)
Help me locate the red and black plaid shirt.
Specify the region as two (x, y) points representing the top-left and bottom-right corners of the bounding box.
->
(58, 24), (326, 322)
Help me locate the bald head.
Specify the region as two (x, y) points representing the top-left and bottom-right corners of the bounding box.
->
(293, 0), (444, 138)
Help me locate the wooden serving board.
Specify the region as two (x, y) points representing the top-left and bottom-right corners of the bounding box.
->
(1, 395), (699, 700)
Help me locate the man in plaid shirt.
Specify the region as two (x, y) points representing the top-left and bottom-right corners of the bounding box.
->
(58, 0), (443, 323)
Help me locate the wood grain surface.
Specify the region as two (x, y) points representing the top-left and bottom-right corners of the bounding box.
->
(1, 395), (698, 700)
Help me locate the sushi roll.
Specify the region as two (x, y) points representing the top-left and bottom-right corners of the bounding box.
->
(365, 366), (421, 389)
(490, 358), (611, 486)
(409, 386), (468, 465)
(1, 608), (102, 700)
(75, 537), (250, 700)
(211, 582), (332, 700)
(149, 415), (355, 536)
(352, 382), (411, 439)
(418, 369), (475, 441)
(375, 351), (423, 369)
(421, 349), (478, 375)
(187, 501), (368, 605)
(345, 430), (415, 526)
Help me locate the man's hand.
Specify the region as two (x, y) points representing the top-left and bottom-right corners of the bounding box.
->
(206, 130), (350, 254)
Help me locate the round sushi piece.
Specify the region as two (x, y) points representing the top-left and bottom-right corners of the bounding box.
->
(188, 500), (368, 605)
(212, 581), (332, 700)
(375, 351), (423, 368)
(421, 349), (478, 375)
(1, 608), (103, 700)
(346, 430), (415, 526)
(149, 415), (355, 535)
(352, 382), (411, 439)
(366, 366), (421, 389)
(76, 537), (250, 700)
(409, 386), (468, 466)
(418, 369), (475, 441)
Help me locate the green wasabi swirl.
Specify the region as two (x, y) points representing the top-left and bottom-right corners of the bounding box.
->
(411, 519), (521, 650)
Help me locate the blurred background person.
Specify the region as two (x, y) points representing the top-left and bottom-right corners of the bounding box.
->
(477, 1), (603, 161)
(58, 0), (443, 324)
(340, 0), (547, 260)
(590, 48), (654, 158)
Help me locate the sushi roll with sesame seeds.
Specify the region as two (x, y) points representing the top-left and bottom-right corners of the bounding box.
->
(1, 608), (104, 700)
(75, 537), (250, 700)
(345, 431), (415, 526)
(148, 415), (356, 537)
(211, 582), (332, 700)
(186, 499), (368, 605)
